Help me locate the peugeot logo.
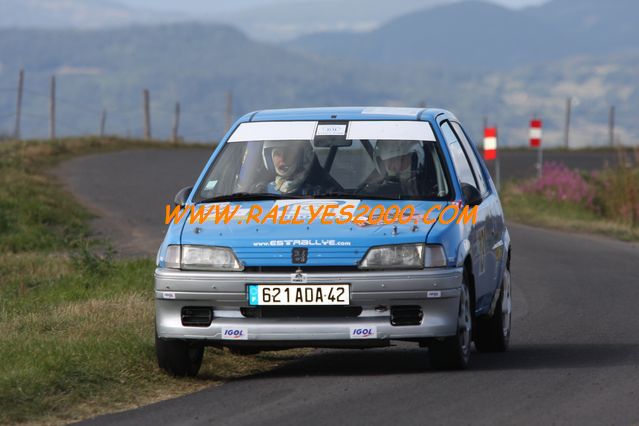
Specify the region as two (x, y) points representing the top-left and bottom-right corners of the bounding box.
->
(292, 247), (308, 264)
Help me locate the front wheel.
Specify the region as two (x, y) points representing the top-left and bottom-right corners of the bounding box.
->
(474, 268), (512, 352)
(429, 278), (472, 370)
(156, 332), (204, 377)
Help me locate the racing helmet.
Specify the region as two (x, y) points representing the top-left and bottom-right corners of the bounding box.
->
(262, 140), (314, 179)
(373, 140), (425, 178)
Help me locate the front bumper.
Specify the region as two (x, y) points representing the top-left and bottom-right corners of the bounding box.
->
(155, 267), (463, 347)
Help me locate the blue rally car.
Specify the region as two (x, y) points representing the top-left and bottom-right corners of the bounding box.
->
(155, 107), (512, 375)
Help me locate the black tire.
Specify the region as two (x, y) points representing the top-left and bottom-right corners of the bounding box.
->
(474, 268), (512, 352)
(429, 276), (472, 370)
(155, 331), (204, 377)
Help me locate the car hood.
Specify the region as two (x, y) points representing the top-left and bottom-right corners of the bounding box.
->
(179, 199), (445, 267)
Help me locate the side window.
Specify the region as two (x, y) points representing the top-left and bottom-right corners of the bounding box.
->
(440, 122), (477, 189)
(451, 122), (488, 195)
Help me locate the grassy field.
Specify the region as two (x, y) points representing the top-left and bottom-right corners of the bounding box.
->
(0, 138), (301, 425)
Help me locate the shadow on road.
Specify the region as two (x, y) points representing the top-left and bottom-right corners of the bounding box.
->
(238, 342), (639, 379)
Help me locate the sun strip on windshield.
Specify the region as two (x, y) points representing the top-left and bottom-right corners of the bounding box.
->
(228, 121), (436, 143)
(228, 121), (318, 142)
(347, 121), (435, 141)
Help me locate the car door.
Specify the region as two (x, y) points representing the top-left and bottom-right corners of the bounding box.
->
(451, 121), (504, 290)
(439, 121), (493, 312)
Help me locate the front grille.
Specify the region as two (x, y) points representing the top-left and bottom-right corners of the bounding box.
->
(181, 307), (213, 327)
(241, 306), (362, 319)
(390, 305), (423, 326)
(241, 266), (359, 273)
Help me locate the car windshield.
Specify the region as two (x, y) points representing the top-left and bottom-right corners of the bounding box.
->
(195, 121), (451, 201)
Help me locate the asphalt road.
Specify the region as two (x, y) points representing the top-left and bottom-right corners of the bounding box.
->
(52, 148), (211, 256)
(54, 148), (639, 425)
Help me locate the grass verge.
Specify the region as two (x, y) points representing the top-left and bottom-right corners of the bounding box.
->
(501, 183), (639, 242)
(0, 137), (301, 425)
(501, 153), (639, 242)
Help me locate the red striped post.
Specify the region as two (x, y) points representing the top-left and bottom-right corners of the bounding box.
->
(530, 118), (543, 178)
(529, 119), (542, 147)
(483, 127), (497, 161)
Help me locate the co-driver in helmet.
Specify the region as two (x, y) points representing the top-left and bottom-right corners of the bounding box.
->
(359, 140), (425, 197)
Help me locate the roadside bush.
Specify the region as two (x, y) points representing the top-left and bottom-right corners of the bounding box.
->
(519, 152), (639, 228)
(591, 153), (639, 227)
(521, 161), (596, 208)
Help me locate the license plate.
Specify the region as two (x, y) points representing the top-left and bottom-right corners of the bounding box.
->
(248, 284), (350, 306)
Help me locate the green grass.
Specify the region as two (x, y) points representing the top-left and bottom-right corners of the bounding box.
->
(0, 137), (300, 425)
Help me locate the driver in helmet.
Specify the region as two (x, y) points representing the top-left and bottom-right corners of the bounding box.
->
(360, 140), (425, 197)
(261, 140), (340, 195)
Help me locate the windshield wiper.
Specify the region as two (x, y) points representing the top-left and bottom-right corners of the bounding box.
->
(196, 192), (305, 204)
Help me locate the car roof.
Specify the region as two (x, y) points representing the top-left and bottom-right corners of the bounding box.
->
(245, 107), (456, 123)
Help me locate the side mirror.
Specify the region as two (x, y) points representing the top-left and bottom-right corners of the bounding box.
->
(174, 186), (193, 206)
(461, 183), (482, 206)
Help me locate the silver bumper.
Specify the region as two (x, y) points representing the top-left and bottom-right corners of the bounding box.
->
(155, 267), (463, 345)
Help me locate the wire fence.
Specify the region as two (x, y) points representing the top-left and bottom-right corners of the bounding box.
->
(0, 71), (235, 144)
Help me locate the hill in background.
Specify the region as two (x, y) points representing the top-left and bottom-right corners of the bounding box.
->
(0, 0), (185, 29)
(289, 0), (639, 69)
(0, 0), (547, 41)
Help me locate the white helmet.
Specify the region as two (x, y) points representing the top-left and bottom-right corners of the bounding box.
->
(373, 140), (425, 178)
(262, 140), (315, 193)
(262, 140), (314, 178)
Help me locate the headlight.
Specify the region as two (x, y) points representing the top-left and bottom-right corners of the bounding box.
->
(359, 243), (424, 269)
(359, 244), (447, 270)
(164, 245), (243, 271)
